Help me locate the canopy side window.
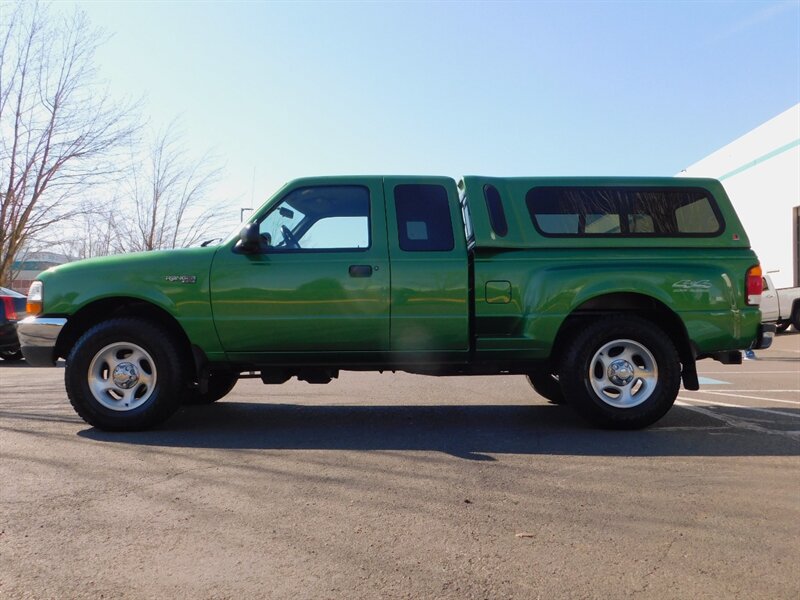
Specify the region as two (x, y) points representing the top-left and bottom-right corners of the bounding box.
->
(483, 184), (508, 237)
(525, 187), (724, 237)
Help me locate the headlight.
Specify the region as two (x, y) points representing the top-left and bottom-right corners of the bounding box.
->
(27, 281), (43, 315)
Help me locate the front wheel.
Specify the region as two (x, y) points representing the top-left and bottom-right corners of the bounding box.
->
(559, 316), (681, 429)
(65, 318), (186, 431)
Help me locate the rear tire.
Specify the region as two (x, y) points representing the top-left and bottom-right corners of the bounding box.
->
(791, 304), (800, 331)
(65, 318), (186, 431)
(559, 316), (680, 429)
(775, 321), (789, 334)
(0, 349), (23, 361)
(526, 372), (565, 404)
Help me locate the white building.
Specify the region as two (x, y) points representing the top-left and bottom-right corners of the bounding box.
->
(680, 103), (799, 289)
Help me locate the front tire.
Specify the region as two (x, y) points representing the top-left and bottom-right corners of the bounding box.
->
(559, 316), (680, 429)
(65, 318), (186, 431)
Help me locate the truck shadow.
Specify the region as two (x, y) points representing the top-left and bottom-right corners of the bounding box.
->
(78, 402), (799, 459)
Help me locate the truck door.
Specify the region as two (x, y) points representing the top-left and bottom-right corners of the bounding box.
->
(210, 179), (390, 359)
(383, 177), (470, 359)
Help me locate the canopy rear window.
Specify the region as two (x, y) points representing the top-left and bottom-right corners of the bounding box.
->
(525, 187), (724, 237)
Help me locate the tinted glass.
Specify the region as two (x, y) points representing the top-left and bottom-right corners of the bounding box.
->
(394, 184), (455, 251)
(483, 185), (508, 237)
(526, 188), (723, 237)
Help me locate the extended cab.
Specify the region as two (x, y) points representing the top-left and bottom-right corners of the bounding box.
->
(19, 176), (774, 431)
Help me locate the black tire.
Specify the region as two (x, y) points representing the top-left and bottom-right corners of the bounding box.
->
(65, 318), (186, 431)
(792, 304), (800, 331)
(559, 316), (681, 429)
(0, 349), (23, 361)
(183, 371), (239, 405)
(526, 372), (565, 404)
(775, 321), (789, 334)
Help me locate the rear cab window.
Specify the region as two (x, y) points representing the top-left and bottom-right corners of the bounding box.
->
(394, 184), (455, 251)
(526, 188), (725, 237)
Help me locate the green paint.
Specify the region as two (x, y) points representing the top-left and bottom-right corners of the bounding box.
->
(34, 174), (762, 370)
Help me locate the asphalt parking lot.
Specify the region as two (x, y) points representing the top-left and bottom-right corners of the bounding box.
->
(1, 333), (798, 599)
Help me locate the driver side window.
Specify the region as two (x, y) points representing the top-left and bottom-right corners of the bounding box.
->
(258, 186), (370, 251)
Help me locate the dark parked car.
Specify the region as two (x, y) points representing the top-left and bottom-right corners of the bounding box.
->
(1, 286), (28, 361)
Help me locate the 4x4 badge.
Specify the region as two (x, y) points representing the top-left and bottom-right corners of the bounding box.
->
(672, 279), (711, 291)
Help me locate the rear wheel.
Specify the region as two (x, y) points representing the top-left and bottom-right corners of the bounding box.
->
(792, 304), (800, 331)
(526, 372), (565, 404)
(0, 349), (23, 361)
(559, 316), (680, 429)
(65, 318), (186, 431)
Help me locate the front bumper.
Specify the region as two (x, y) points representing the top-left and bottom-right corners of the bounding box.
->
(753, 323), (776, 350)
(17, 317), (67, 366)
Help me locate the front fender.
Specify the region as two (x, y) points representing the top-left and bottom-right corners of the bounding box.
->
(36, 248), (223, 354)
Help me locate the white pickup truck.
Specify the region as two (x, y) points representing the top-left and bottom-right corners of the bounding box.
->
(761, 273), (800, 333)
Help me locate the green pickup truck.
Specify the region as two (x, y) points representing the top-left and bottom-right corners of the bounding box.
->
(19, 175), (774, 431)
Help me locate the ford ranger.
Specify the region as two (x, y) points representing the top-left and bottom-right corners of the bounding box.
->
(18, 176), (775, 431)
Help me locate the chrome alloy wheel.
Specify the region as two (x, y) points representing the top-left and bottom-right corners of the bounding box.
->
(589, 339), (658, 409)
(87, 342), (157, 411)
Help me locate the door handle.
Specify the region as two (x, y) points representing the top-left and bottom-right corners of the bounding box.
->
(349, 265), (373, 278)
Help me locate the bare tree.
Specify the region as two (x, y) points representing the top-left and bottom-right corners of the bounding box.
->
(0, 2), (138, 285)
(53, 202), (118, 260)
(117, 122), (226, 252)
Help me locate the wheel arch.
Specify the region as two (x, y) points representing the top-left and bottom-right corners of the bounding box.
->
(55, 297), (205, 378)
(551, 292), (698, 390)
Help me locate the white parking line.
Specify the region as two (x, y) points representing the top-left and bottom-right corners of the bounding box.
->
(701, 391), (800, 405)
(705, 390), (800, 392)
(701, 370), (800, 374)
(697, 376), (729, 385)
(678, 396), (800, 419)
(675, 400), (800, 440)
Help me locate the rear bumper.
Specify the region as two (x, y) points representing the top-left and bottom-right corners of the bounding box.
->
(17, 317), (67, 366)
(753, 323), (776, 350)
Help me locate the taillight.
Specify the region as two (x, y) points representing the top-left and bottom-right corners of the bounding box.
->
(746, 265), (763, 305)
(1, 296), (16, 320)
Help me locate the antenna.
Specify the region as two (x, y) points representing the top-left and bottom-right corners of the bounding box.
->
(251, 166), (256, 209)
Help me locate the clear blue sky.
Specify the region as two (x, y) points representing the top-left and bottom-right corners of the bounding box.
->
(74, 0), (799, 223)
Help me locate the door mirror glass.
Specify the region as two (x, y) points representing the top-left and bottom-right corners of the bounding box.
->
(237, 223), (262, 253)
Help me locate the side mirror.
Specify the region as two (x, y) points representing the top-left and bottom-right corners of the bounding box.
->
(237, 223), (262, 253)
